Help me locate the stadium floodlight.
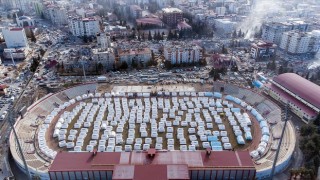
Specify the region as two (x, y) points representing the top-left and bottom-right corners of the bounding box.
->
(270, 103), (289, 179)
(80, 57), (87, 81)
(8, 104), (31, 180)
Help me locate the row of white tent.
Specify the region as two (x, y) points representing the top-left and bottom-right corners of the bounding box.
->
(225, 95), (271, 158)
(45, 92), (258, 155)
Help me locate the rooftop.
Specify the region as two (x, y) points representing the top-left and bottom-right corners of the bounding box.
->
(136, 17), (163, 25)
(162, 8), (183, 13)
(49, 151), (255, 172)
(252, 41), (277, 48)
(18, 16), (31, 20)
(266, 83), (318, 116)
(273, 73), (320, 111)
(7, 27), (24, 31)
(113, 164), (189, 180)
(118, 48), (151, 56)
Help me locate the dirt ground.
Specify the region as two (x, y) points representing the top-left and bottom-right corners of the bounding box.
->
(45, 88), (258, 151)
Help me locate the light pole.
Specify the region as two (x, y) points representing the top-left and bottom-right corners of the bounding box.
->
(8, 104), (31, 180)
(270, 102), (289, 179)
(80, 57), (87, 81)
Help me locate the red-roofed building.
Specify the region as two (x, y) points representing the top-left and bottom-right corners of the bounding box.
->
(265, 73), (320, 122)
(250, 41), (277, 61)
(136, 17), (164, 27)
(49, 151), (256, 180)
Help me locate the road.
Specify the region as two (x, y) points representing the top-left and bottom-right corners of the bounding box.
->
(0, 45), (50, 179)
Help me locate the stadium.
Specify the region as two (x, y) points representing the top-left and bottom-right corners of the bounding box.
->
(9, 82), (296, 179)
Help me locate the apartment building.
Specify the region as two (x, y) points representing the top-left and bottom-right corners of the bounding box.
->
(162, 8), (183, 27)
(163, 42), (203, 65)
(97, 33), (111, 49)
(250, 41), (277, 60)
(262, 21), (310, 44)
(69, 17), (101, 37)
(44, 5), (68, 26)
(280, 30), (320, 54)
(2, 27), (28, 48)
(117, 48), (152, 66)
(214, 19), (237, 36)
(92, 48), (116, 70)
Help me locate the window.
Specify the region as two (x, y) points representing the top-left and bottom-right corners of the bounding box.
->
(63, 172), (69, 180)
(69, 172), (76, 180)
(50, 172), (57, 180)
(56, 172), (63, 179)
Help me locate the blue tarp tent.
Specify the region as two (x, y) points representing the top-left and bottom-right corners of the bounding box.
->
(208, 136), (218, 141)
(234, 98), (241, 104)
(225, 95), (235, 101)
(210, 141), (222, 147)
(204, 92), (213, 97)
(211, 146), (223, 151)
(231, 108), (241, 112)
(213, 92), (222, 98)
(252, 80), (263, 88)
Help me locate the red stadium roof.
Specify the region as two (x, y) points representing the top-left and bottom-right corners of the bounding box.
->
(112, 164), (189, 180)
(273, 73), (320, 110)
(266, 84), (317, 117)
(49, 152), (121, 171)
(49, 151), (255, 172)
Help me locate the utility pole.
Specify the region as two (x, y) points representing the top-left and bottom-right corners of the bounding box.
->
(81, 57), (87, 81)
(270, 103), (289, 179)
(8, 104), (31, 180)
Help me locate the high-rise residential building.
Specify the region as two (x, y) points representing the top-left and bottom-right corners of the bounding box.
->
(69, 17), (101, 37)
(44, 5), (68, 26)
(97, 33), (111, 49)
(162, 8), (183, 27)
(92, 48), (116, 70)
(117, 48), (152, 66)
(1, 27), (28, 48)
(262, 21), (310, 44)
(214, 19), (237, 36)
(1, 0), (30, 11)
(163, 42), (203, 65)
(93, 32), (115, 70)
(279, 30), (320, 54)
